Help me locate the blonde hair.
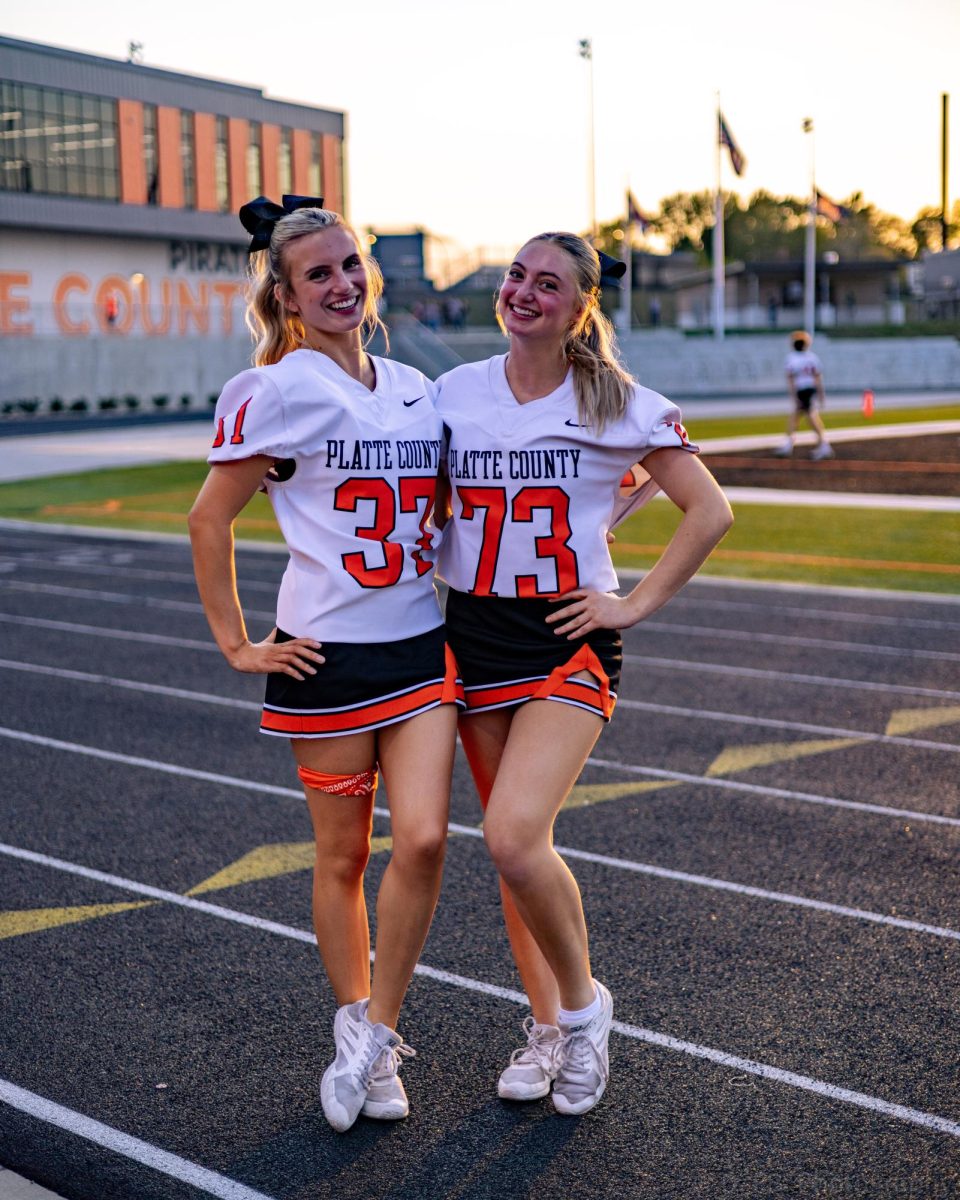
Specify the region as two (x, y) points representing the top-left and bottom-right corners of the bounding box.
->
(504, 232), (635, 431)
(245, 207), (386, 366)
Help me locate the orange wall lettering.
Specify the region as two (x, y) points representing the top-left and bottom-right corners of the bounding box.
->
(137, 278), (174, 336)
(95, 276), (134, 334)
(0, 272), (33, 335)
(53, 274), (91, 335)
(178, 279), (210, 334)
(211, 281), (242, 334)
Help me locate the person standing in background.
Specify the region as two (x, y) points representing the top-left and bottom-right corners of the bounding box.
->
(776, 330), (834, 460)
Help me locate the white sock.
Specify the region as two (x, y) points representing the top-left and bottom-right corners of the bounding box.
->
(558, 983), (601, 1027)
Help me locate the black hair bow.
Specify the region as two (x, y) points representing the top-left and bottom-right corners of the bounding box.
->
(597, 250), (627, 290)
(238, 194), (326, 253)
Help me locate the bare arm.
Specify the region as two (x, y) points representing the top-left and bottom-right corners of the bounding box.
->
(188, 458), (325, 678)
(548, 448), (733, 638)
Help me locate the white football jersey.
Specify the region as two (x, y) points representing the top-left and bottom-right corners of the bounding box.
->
(785, 349), (822, 389)
(208, 348), (444, 642)
(436, 355), (697, 597)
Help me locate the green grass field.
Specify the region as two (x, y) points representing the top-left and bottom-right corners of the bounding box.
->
(687, 403), (960, 441)
(1, 453), (957, 594)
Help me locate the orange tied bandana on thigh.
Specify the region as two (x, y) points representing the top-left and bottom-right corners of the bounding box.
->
(297, 765), (379, 797)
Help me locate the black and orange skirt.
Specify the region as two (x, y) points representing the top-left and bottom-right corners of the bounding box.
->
(261, 624), (465, 739)
(444, 590), (622, 721)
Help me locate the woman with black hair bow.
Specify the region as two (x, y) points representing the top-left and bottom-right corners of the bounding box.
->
(435, 231), (733, 1116)
(189, 197), (462, 1133)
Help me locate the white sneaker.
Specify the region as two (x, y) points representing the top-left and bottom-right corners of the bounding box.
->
(361, 1041), (416, 1120)
(320, 1000), (402, 1132)
(811, 441), (835, 460)
(497, 1017), (561, 1101)
(773, 438), (794, 457)
(552, 981), (613, 1116)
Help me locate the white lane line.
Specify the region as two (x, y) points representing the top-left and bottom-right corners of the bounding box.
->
(5, 581), (957, 662)
(2, 557), (279, 594)
(2, 728), (959, 934)
(670, 595), (960, 633)
(616, 697), (960, 755)
(629, 655), (960, 702)
(640, 620), (960, 663)
(0, 658), (260, 712)
(0, 1078), (278, 1200)
(585, 754), (960, 828)
(6, 657), (960, 758)
(0, 580), (275, 623)
(1, 840), (958, 1141)
(0, 612), (219, 652)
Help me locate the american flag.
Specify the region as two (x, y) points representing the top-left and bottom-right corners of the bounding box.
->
(718, 113), (746, 176)
(815, 189), (851, 222)
(626, 191), (652, 231)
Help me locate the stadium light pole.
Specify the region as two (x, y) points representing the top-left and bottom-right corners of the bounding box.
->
(803, 117), (816, 337)
(579, 38), (597, 245)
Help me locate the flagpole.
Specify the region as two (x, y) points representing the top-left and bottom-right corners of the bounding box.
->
(579, 39), (597, 245)
(803, 117), (816, 336)
(620, 187), (633, 332)
(712, 97), (725, 340)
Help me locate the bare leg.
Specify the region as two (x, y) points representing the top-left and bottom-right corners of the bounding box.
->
(458, 709), (561, 1025)
(476, 699), (605, 1012)
(294, 732), (377, 1006)
(367, 704), (458, 1030)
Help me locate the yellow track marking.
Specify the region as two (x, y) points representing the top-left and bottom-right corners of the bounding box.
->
(706, 738), (864, 777)
(885, 706), (960, 736)
(187, 838), (394, 896)
(0, 902), (153, 941)
(563, 781), (678, 810)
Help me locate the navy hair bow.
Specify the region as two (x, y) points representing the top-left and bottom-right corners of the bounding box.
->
(238, 194), (326, 253)
(597, 250), (627, 290)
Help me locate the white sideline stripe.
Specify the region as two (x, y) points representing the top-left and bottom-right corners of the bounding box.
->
(4, 656), (959, 758)
(3, 728), (960, 936)
(630, 655), (960, 702)
(10, 557), (279, 595)
(0, 1078), (277, 1200)
(1, 841), (958, 1142)
(617, 697), (960, 755)
(0, 580), (275, 623)
(0, 612), (219, 651)
(585, 754), (960, 829)
(641, 620), (960, 663)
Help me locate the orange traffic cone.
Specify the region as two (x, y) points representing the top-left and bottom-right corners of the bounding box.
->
(862, 389), (875, 417)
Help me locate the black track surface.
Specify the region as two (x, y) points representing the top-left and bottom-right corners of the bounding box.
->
(1, 524), (958, 1200)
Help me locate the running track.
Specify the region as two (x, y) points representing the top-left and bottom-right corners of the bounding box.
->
(0, 522), (958, 1199)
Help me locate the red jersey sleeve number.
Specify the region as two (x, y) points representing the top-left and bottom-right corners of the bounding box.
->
(211, 396), (252, 448)
(456, 484), (579, 597)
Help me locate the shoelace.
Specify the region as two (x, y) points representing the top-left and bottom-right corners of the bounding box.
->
(558, 1029), (609, 1083)
(509, 1017), (560, 1072)
(368, 1041), (416, 1082)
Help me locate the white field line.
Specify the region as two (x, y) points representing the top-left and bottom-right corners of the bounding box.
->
(616, 697), (960, 755)
(0, 579), (274, 622)
(0, 1078), (277, 1200)
(2, 726), (960, 932)
(1, 839), (959, 1142)
(6, 556), (280, 594)
(640, 620), (960, 664)
(4, 655), (960, 759)
(0, 612), (219, 651)
(630, 654), (960, 702)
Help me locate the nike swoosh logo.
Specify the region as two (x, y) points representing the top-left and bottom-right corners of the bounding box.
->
(564, 418), (588, 427)
(403, 396), (425, 407)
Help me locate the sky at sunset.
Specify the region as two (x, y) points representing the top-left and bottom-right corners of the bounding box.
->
(3, 0), (957, 272)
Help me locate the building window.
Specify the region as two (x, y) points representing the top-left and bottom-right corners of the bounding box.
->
(180, 110), (195, 208)
(278, 127), (292, 196)
(0, 80), (118, 201)
(309, 132), (324, 199)
(214, 115), (229, 212)
(247, 122), (261, 198)
(143, 103), (157, 204)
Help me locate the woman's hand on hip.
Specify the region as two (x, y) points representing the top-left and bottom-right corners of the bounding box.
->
(546, 590), (627, 638)
(227, 628), (325, 679)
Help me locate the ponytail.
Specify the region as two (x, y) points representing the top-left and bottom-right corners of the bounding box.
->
(564, 296), (634, 433)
